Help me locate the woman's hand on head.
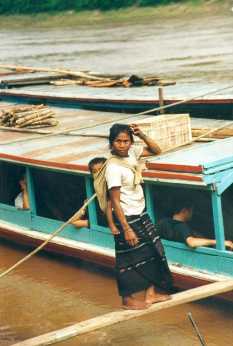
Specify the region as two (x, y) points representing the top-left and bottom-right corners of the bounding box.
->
(124, 227), (139, 246)
(129, 124), (144, 138)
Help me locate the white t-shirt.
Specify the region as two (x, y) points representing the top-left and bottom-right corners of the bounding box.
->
(105, 146), (145, 216)
(15, 192), (23, 209)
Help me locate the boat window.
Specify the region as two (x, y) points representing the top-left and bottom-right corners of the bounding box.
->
(222, 184), (233, 242)
(0, 161), (26, 207)
(32, 169), (87, 222)
(151, 185), (214, 241)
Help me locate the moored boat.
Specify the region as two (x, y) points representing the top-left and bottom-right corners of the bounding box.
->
(0, 88), (233, 119)
(0, 99), (233, 301)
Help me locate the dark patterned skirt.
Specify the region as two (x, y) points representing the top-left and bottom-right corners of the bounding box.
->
(114, 211), (173, 297)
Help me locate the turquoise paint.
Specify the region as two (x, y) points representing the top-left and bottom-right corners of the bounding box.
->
(31, 214), (114, 249)
(211, 191), (226, 250)
(89, 227), (114, 249)
(0, 203), (31, 227)
(92, 224), (112, 234)
(31, 214), (92, 244)
(204, 161), (233, 175)
(26, 167), (37, 215)
(163, 239), (233, 259)
(164, 241), (233, 277)
(216, 169), (233, 195)
(85, 176), (97, 226)
(144, 184), (156, 223)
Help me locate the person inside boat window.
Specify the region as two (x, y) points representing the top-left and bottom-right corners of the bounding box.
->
(14, 174), (30, 209)
(104, 123), (173, 310)
(70, 199), (89, 229)
(86, 157), (119, 235)
(158, 200), (233, 250)
(71, 157), (119, 233)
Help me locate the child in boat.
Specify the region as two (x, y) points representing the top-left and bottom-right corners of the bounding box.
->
(88, 157), (119, 235)
(158, 200), (233, 250)
(72, 157), (119, 235)
(14, 174), (30, 209)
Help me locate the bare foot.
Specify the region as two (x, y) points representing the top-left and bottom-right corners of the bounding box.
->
(145, 287), (171, 304)
(122, 296), (150, 310)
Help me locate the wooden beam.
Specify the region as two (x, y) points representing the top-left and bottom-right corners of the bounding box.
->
(158, 86), (164, 114)
(0, 64), (106, 81)
(192, 127), (233, 139)
(12, 279), (233, 346)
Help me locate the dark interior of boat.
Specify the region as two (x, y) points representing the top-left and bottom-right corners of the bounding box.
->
(0, 162), (25, 205)
(151, 185), (215, 239)
(32, 168), (87, 221)
(222, 185), (233, 241)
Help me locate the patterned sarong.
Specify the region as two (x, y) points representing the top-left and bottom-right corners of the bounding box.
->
(114, 211), (173, 297)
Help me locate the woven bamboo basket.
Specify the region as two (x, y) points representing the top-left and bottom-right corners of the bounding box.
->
(134, 114), (192, 152)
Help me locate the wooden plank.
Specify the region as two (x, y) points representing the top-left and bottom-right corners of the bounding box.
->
(12, 280), (233, 346)
(0, 64), (106, 81)
(0, 125), (52, 135)
(192, 127), (233, 139)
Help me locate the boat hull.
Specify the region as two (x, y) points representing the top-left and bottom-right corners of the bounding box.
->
(0, 90), (233, 118)
(1, 224), (233, 302)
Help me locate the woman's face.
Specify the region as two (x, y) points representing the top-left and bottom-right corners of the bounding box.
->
(111, 131), (132, 157)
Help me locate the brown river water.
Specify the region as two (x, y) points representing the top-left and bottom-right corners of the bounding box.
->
(0, 11), (233, 345)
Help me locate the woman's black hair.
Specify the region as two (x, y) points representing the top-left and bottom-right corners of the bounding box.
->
(109, 123), (134, 148)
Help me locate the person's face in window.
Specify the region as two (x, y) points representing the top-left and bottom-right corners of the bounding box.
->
(183, 207), (193, 222)
(19, 176), (27, 191)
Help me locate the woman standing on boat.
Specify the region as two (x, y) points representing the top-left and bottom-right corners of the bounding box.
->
(105, 123), (172, 310)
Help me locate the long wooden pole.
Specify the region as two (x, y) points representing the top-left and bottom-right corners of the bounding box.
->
(12, 279), (233, 346)
(0, 64), (107, 81)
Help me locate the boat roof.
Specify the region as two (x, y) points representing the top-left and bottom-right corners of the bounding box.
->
(0, 100), (233, 189)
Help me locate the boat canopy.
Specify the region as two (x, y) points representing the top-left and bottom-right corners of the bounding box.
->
(0, 102), (233, 190)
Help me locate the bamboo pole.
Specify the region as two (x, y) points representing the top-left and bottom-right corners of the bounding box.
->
(188, 312), (207, 346)
(12, 279), (233, 346)
(0, 64), (110, 81)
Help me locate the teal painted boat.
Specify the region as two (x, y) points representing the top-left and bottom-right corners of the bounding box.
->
(0, 100), (233, 300)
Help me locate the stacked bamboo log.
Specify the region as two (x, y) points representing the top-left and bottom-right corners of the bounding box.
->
(0, 104), (59, 128)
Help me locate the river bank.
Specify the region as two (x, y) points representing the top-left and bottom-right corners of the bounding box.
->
(0, 0), (232, 29)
